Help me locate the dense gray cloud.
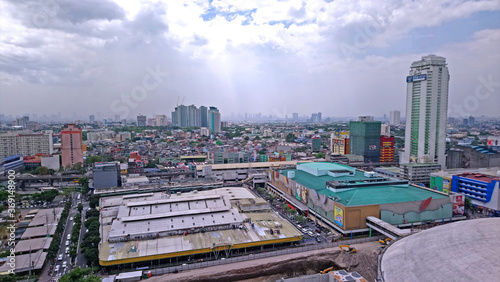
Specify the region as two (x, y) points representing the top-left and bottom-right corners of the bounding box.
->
(0, 0), (499, 121)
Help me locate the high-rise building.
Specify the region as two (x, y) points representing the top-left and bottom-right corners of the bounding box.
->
(402, 55), (449, 167)
(349, 119), (381, 163)
(380, 136), (395, 163)
(61, 124), (84, 168)
(0, 131), (54, 159)
(330, 132), (350, 155)
(147, 118), (156, 126)
(311, 112), (322, 123)
(114, 115), (120, 123)
(156, 115), (167, 127)
(16, 117), (26, 128)
(311, 135), (322, 152)
(187, 105), (201, 127)
(89, 115), (95, 123)
(137, 115), (146, 127)
(389, 110), (401, 125)
(292, 113), (299, 121)
(468, 116), (475, 126)
(208, 107), (221, 134)
(200, 106), (208, 127)
(172, 105), (188, 128)
(381, 123), (391, 136)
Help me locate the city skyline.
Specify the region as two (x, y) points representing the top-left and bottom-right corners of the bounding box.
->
(1, 1), (499, 119)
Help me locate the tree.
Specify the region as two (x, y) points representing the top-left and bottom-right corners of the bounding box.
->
(72, 162), (84, 172)
(89, 196), (99, 209)
(78, 177), (89, 187)
(86, 208), (100, 218)
(465, 196), (474, 211)
(78, 203), (83, 213)
(286, 133), (295, 142)
(59, 267), (101, 282)
(83, 247), (100, 266)
(0, 190), (8, 201)
(314, 152), (326, 159)
(34, 166), (50, 175)
(296, 214), (307, 224)
(86, 156), (102, 166)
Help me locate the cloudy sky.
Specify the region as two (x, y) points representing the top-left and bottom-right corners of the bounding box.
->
(1, 0), (499, 121)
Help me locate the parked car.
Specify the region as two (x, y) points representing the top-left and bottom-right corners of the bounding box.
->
(58, 254), (63, 261)
(69, 217), (73, 221)
(67, 234), (71, 240)
(54, 265), (60, 272)
(62, 261), (67, 268)
(316, 237), (322, 243)
(307, 231), (315, 237)
(65, 240), (70, 246)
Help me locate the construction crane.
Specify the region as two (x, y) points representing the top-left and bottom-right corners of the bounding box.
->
(339, 245), (357, 253)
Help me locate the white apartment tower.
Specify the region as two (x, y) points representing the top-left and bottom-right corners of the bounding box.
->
(389, 110), (401, 125)
(402, 55), (450, 167)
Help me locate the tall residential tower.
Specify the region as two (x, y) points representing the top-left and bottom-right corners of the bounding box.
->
(402, 55), (450, 167)
(61, 124), (84, 168)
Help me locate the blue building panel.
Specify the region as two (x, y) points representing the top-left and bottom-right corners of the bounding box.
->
(452, 175), (498, 205)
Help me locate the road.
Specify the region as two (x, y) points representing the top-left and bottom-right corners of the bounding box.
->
(47, 191), (88, 278)
(75, 198), (90, 268)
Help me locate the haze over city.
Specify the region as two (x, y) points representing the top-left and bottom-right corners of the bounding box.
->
(1, 0), (500, 119)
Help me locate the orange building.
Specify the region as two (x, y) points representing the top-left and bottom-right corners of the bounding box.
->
(61, 124), (84, 168)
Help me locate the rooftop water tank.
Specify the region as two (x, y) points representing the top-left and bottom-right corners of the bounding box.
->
(287, 171), (295, 179)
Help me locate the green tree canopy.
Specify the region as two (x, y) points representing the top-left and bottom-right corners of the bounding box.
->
(86, 156), (102, 166)
(59, 267), (101, 282)
(33, 166), (50, 175)
(286, 133), (295, 142)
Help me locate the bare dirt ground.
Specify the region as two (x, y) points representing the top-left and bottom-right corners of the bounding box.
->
(147, 241), (381, 282)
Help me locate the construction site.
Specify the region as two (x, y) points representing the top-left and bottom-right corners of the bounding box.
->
(146, 240), (380, 282)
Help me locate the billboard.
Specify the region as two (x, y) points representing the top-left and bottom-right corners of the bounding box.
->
(487, 136), (500, 146)
(443, 177), (451, 194)
(334, 206), (344, 227)
(295, 186), (301, 201)
(452, 194), (465, 216)
(301, 188), (307, 204)
(406, 74), (427, 82)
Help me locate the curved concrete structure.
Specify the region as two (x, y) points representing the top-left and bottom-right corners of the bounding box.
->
(381, 218), (500, 282)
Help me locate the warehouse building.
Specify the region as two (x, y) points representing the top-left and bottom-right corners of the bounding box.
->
(267, 162), (460, 236)
(99, 187), (302, 269)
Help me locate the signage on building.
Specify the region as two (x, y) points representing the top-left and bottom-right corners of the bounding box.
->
(406, 74), (427, 82)
(334, 206), (344, 227)
(295, 186), (301, 201)
(420, 197), (432, 211)
(452, 194), (465, 216)
(443, 178), (451, 194)
(301, 188), (307, 204)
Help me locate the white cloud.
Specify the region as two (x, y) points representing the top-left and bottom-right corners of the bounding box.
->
(0, 0), (499, 118)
